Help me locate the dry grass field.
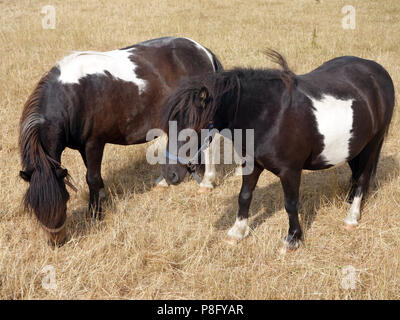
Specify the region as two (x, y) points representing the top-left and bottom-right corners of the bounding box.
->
(0, 0), (399, 299)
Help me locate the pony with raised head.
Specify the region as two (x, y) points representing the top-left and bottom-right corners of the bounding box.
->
(161, 50), (395, 250)
(19, 37), (223, 245)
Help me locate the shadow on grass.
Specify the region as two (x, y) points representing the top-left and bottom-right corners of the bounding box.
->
(67, 150), (200, 239)
(104, 156), (161, 196)
(213, 155), (399, 237)
(66, 152), (398, 241)
(67, 150), (161, 239)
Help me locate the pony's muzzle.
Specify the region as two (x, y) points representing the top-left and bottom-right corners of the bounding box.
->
(168, 172), (180, 185)
(43, 223), (67, 247)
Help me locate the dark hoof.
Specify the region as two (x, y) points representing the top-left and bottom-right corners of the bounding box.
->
(93, 212), (104, 220)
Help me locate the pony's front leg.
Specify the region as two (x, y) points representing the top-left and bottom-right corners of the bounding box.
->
(199, 133), (221, 192)
(153, 134), (169, 189)
(225, 165), (263, 245)
(279, 169), (302, 251)
(84, 142), (105, 219)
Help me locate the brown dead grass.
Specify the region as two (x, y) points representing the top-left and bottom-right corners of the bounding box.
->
(0, 0), (399, 299)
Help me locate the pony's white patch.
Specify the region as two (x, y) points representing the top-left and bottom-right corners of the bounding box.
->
(227, 218), (250, 240)
(344, 194), (363, 226)
(308, 94), (354, 166)
(57, 49), (147, 93)
(183, 38), (215, 71)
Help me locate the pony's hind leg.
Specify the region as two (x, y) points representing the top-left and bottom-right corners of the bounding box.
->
(347, 156), (360, 204)
(83, 141), (105, 219)
(345, 135), (384, 228)
(369, 139), (384, 190)
(152, 134), (169, 189)
(280, 169), (302, 251)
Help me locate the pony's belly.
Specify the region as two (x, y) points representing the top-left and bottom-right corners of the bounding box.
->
(308, 94), (354, 167)
(305, 159), (347, 171)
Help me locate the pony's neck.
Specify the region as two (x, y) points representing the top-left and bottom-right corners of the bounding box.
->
(211, 76), (241, 131)
(228, 75), (291, 130)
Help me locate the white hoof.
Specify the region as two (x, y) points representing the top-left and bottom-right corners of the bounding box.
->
(199, 182), (213, 192)
(199, 186), (212, 193)
(344, 194), (362, 229)
(227, 218), (250, 241)
(223, 237), (239, 246)
(281, 237), (301, 253)
(199, 181), (214, 188)
(344, 218), (358, 230)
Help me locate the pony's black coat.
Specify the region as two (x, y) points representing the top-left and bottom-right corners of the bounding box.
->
(162, 51), (395, 248)
(19, 37), (222, 245)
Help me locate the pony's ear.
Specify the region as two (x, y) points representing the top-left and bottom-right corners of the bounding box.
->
(199, 87), (209, 109)
(19, 170), (31, 182)
(55, 168), (68, 179)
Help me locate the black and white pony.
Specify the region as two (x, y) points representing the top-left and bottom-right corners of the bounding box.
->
(19, 37), (223, 245)
(161, 50), (395, 250)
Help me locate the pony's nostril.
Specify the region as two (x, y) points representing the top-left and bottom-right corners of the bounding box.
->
(170, 172), (179, 184)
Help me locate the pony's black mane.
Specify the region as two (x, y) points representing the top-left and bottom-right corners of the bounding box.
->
(19, 69), (70, 229)
(162, 49), (295, 132)
(162, 71), (239, 132)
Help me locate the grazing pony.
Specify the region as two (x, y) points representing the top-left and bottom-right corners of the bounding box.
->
(161, 50), (395, 250)
(19, 37), (223, 245)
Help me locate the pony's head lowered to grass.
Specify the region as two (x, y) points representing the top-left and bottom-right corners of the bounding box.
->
(19, 71), (72, 246)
